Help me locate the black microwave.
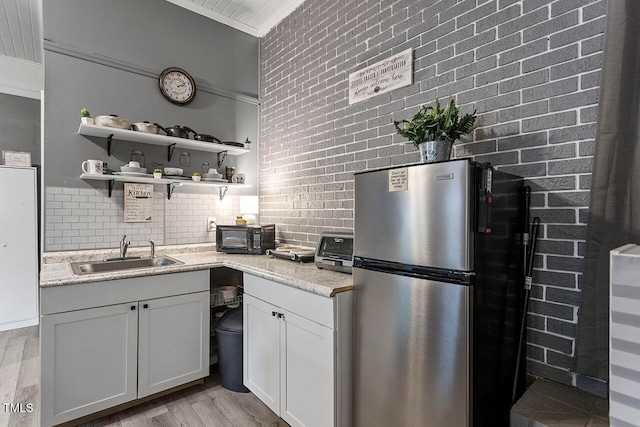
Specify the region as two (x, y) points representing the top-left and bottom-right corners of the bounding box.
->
(216, 224), (276, 254)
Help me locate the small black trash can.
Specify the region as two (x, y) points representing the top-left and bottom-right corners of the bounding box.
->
(214, 307), (250, 393)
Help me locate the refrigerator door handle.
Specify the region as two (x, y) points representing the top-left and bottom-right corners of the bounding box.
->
(354, 257), (474, 285)
(477, 163), (493, 233)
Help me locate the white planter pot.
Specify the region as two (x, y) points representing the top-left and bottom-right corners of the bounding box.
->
(81, 117), (94, 124)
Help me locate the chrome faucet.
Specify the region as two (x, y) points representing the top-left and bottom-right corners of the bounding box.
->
(149, 239), (156, 258)
(119, 235), (130, 259)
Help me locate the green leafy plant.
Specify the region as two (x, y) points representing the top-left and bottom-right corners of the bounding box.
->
(153, 169), (162, 174)
(81, 108), (91, 118)
(192, 172), (200, 176)
(394, 97), (476, 147)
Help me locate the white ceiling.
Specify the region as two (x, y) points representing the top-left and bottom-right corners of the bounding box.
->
(166, 0), (306, 37)
(0, 0), (300, 66)
(0, 0), (42, 63)
(0, 0), (43, 98)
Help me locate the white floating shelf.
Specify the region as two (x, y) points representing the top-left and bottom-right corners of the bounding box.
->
(80, 173), (250, 200)
(78, 123), (250, 156)
(81, 173), (249, 187)
(80, 173), (174, 185)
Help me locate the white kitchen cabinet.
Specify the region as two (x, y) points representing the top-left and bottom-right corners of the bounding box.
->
(138, 291), (209, 398)
(281, 307), (334, 427)
(40, 302), (139, 426)
(244, 293), (281, 412)
(40, 270), (209, 427)
(0, 166), (39, 331)
(243, 274), (352, 427)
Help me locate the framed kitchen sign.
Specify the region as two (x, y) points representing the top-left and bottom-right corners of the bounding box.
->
(124, 183), (153, 222)
(2, 150), (31, 166)
(349, 48), (413, 104)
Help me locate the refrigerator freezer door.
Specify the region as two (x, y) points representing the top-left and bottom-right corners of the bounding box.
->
(353, 267), (471, 427)
(354, 159), (475, 271)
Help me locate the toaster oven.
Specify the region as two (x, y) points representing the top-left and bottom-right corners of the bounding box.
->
(314, 231), (354, 274)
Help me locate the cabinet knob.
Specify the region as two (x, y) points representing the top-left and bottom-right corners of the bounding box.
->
(143, 304), (149, 309)
(277, 313), (284, 319)
(272, 311), (277, 317)
(131, 306), (136, 310)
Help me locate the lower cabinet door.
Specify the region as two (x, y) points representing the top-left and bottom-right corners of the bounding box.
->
(40, 303), (138, 427)
(281, 310), (334, 427)
(137, 291), (209, 398)
(243, 294), (281, 414)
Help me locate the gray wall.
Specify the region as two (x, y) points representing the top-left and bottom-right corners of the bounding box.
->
(42, 0), (259, 250)
(0, 93), (40, 166)
(259, 0), (605, 395)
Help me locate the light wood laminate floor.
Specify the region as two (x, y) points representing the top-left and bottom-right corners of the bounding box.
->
(0, 326), (289, 427)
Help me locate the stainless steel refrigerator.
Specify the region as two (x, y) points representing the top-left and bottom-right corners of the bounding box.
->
(353, 159), (523, 427)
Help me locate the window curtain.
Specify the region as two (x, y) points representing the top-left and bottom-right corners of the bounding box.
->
(576, 0), (640, 380)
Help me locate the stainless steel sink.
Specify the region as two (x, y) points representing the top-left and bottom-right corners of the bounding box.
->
(70, 256), (183, 275)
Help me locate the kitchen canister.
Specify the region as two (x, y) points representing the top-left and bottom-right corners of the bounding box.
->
(225, 166), (236, 182)
(179, 151), (191, 167)
(130, 150), (145, 167)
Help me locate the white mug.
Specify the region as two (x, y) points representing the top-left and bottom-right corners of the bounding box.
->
(127, 161), (140, 168)
(82, 159), (103, 174)
(231, 173), (245, 184)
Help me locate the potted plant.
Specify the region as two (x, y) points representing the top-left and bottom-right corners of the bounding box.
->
(153, 168), (162, 179)
(192, 171), (201, 181)
(80, 108), (94, 124)
(394, 97), (476, 163)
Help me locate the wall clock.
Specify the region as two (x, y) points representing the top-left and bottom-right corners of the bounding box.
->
(158, 67), (196, 105)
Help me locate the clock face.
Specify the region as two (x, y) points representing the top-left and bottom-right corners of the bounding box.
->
(158, 67), (196, 105)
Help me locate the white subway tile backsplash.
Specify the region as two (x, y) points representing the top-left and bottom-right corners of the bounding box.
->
(44, 186), (242, 250)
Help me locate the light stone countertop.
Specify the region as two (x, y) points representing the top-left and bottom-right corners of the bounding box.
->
(40, 244), (353, 298)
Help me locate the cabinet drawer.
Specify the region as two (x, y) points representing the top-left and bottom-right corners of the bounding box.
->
(244, 274), (334, 328)
(41, 270), (209, 315)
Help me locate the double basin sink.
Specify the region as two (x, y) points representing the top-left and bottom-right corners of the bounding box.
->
(71, 256), (183, 276)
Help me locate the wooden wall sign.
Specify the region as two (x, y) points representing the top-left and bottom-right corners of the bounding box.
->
(2, 150), (31, 166)
(349, 48), (413, 104)
(124, 183), (153, 222)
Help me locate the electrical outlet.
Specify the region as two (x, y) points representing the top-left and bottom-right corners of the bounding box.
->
(207, 217), (216, 232)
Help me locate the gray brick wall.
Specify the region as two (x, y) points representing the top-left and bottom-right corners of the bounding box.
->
(259, 0), (605, 392)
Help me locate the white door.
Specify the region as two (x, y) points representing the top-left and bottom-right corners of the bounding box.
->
(137, 291), (209, 398)
(40, 303), (138, 427)
(0, 166), (38, 331)
(281, 310), (334, 427)
(243, 293), (281, 414)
